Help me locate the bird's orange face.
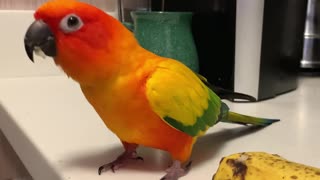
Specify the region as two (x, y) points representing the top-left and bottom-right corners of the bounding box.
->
(24, 0), (136, 84)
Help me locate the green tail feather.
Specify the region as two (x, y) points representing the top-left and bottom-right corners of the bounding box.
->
(222, 111), (280, 126)
(219, 102), (280, 126)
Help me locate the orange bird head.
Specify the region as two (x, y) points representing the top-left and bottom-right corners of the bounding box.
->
(24, 0), (139, 85)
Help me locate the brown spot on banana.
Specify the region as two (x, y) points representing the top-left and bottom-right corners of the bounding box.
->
(226, 159), (248, 180)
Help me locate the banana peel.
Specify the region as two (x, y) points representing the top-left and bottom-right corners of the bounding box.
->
(213, 152), (320, 180)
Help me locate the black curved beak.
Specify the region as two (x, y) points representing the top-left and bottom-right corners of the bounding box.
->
(24, 20), (56, 62)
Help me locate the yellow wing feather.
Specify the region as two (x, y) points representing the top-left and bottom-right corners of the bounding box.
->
(146, 59), (221, 136)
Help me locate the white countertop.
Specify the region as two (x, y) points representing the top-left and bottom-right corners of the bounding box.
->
(0, 75), (320, 180)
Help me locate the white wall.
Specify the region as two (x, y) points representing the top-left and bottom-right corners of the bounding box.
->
(0, 1), (119, 79)
(0, 0), (117, 12)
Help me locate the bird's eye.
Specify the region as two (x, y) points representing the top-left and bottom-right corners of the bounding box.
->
(60, 14), (83, 33)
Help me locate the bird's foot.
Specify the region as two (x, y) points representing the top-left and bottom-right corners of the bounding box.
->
(160, 161), (192, 180)
(98, 150), (143, 175)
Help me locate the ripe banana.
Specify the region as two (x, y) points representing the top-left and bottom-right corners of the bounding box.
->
(213, 152), (320, 180)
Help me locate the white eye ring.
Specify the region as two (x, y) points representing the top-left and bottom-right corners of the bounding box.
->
(59, 14), (83, 33)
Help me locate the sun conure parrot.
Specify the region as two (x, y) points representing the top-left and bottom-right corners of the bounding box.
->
(23, 0), (279, 179)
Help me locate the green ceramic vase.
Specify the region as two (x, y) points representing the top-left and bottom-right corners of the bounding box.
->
(124, 11), (199, 72)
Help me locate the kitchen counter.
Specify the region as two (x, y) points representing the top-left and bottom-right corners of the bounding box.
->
(0, 75), (319, 180)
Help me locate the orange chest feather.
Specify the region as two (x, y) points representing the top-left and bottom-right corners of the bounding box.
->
(80, 74), (163, 140)
(80, 73), (193, 152)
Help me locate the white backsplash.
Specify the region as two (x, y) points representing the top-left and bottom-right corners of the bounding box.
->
(0, 7), (118, 79)
(0, 0), (117, 12)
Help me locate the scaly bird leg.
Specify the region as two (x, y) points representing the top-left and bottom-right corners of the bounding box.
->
(98, 142), (143, 175)
(160, 160), (192, 180)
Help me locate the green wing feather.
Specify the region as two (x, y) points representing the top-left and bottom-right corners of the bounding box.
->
(146, 60), (222, 137)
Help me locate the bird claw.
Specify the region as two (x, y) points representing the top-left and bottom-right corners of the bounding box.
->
(160, 161), (192, 180)
(98, 163), (118, 175)
(135, 156), (144, 161)
(98, 151), (144, 175)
